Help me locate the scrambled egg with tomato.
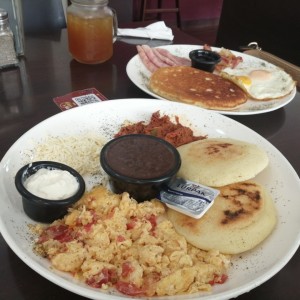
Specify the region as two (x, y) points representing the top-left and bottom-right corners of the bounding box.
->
(33, 186), (230, 297)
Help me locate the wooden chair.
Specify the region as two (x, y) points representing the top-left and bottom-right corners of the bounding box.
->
(141, 0), (181, 28)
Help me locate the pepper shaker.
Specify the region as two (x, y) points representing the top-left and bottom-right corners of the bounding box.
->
(0, 8), (18, 69)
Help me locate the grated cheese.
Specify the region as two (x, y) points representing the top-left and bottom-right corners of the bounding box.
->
(31, 133), (106, 176)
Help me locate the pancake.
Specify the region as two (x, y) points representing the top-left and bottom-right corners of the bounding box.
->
(148, 66), (248, 110)
(167, 181), (277, 254)
(177, 138), (269, 187)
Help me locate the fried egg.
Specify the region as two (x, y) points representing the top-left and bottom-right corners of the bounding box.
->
(220, 65), (295, 100)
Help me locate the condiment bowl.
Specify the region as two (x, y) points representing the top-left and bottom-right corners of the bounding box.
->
(189, 49), (221, 72)
(15, 161), (85, 223)
(100, 134), (181, 202)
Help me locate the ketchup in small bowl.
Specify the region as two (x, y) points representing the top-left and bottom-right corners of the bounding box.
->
(100, 134), (181, 202)
(189, 49), (221, 72)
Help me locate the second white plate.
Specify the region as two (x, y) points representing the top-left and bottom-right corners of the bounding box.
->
(126, 45), (296, 115)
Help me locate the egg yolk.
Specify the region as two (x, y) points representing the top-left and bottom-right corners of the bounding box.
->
(237, 75), (252, 86)
(249, 70), (272, 81)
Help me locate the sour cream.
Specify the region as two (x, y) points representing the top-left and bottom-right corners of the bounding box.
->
(24, 168), (79, 200)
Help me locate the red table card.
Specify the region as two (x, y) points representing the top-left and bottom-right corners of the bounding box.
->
(53, 88), (107, 111)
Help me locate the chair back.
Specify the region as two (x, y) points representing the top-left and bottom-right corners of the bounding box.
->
(215, 0), (300, 66)
(22, 0), (66, 33)
(109, 0), (133, 22)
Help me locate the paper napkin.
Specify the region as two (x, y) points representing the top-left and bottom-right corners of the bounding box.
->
(117, 21), (174, 41)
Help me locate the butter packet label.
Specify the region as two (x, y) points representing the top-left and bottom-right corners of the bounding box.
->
(158, 177), (219, 219)
(53, 88), (107, 111)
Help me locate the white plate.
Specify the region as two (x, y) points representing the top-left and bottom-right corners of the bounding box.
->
(126, 45), (297, 115)
(1, 99), (300, 300)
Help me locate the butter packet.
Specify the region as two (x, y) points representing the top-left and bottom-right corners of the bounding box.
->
(158, 177), (219, 219)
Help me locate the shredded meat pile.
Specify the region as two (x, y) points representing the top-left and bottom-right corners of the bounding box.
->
(114, 111), (207, 147)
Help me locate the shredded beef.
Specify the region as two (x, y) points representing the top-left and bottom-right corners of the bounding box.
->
(114, 111), (207, 147)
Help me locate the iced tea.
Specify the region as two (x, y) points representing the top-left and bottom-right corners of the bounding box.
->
(67, 13), (113, 64)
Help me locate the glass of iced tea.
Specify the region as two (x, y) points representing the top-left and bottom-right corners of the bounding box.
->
(67, 0), (118, 64)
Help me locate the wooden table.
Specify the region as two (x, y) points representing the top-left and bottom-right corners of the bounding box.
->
(0, 26), (300, 300)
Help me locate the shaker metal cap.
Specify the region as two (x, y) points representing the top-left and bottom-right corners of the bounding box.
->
(70, 0), (108, 5)
(0, 8), (8, 20)
(0, 8), (9, 26)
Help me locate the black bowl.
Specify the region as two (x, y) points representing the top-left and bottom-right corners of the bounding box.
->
(15, 161), (85, 223)
(189, 49), (221, 72)
(100, 134), (181, 202)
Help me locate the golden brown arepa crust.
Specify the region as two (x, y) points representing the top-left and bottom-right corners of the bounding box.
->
(149, 66), (248, 110)
(167, 181), (277, 254)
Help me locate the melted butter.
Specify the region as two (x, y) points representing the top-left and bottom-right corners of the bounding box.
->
(25, 168), (79, 200)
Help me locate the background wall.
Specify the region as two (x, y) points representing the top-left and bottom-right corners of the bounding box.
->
(133, 0), (223, 25)
(179, 0), (223, 22)
(216, 0), (300, 65)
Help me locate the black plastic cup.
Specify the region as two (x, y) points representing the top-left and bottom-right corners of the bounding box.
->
(15, 161), (85, 223)
(100, 134), (181, 202)
(189, 49), (221, 72)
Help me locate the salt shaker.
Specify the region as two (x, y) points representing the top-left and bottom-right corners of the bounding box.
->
(0, 8), (18, 69)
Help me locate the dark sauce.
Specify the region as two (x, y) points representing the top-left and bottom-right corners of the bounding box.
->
(106, 136), (175, 179)
(105, 135), (176, 179)
(100, 134), (181, 201)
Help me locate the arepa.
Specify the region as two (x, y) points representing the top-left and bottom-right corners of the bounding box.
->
(177, 138), (269, 187)
(167, 181), (277, 254)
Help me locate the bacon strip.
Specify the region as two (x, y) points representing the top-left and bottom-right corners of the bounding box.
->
(141, 45), (170, 68)
(136, 44), (242, 74)
(151, 47), (177, 66)
(204, 44), (243, 72)
(203, 44), (212, 51)
(136, 45), (191, 73)
(155, 48), (191, 66)
(136, 45), (159, 73)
